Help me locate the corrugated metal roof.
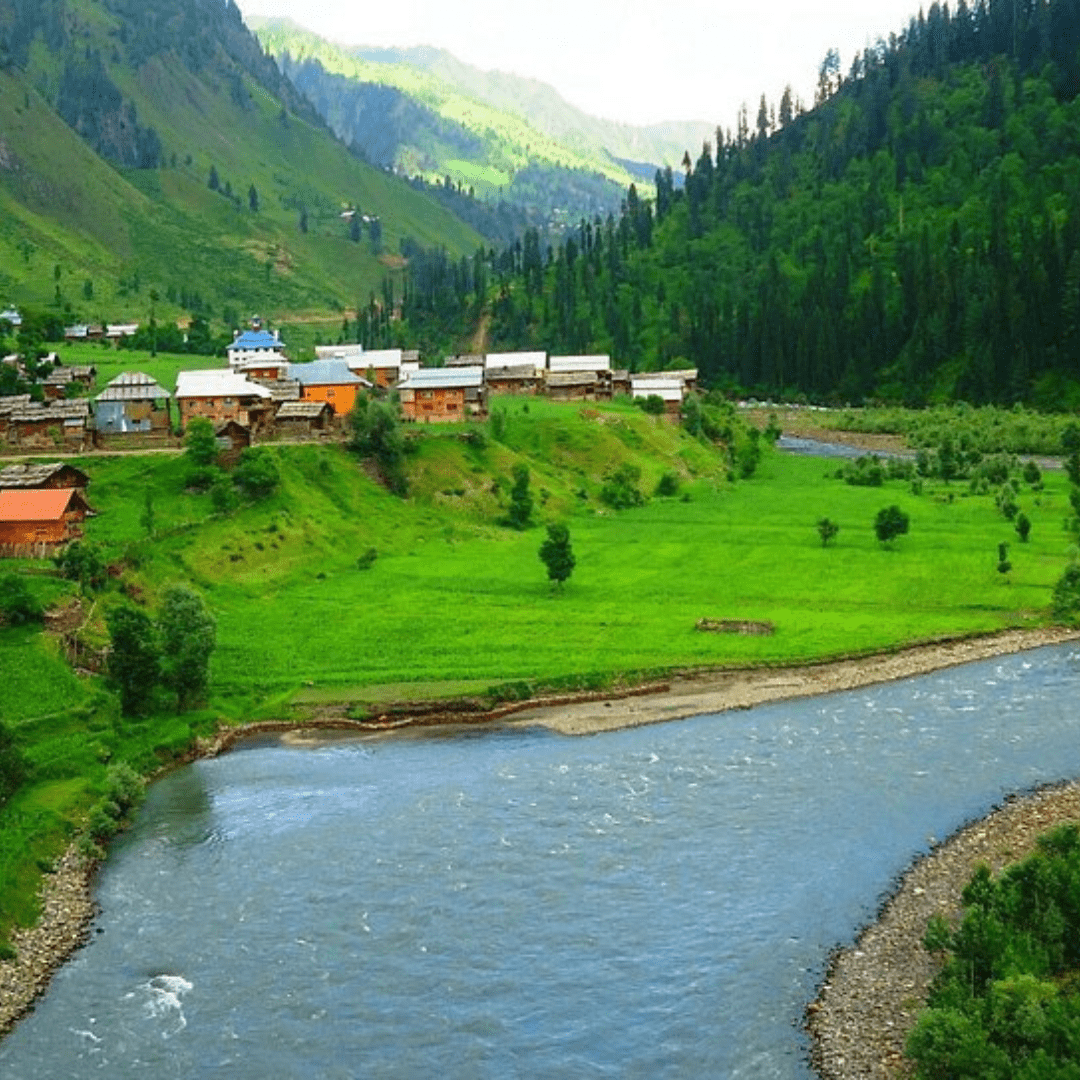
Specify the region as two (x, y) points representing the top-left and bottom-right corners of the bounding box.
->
(0, 488), (91, 521)
(230, 329), (280, 351)
(96, 372), (170, 402)
(399, 366), (484, 389)
(175, 370), (271, 399)
(287, 361), (367, 386)
(485, 351), (546, 370)
(549, 354), (611, 373)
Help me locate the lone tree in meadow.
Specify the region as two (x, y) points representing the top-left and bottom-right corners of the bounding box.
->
(539, 523), (575, 591)
(817, 517), (840, 547)
(874, 504), (910, 547)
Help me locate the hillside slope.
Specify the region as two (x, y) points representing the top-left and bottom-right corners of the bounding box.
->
(0, 0), (482, 327)
(251, 21), (712, 223)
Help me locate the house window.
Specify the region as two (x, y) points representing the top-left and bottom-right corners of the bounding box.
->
(421, 390), (434, 399)
(326, 389), (335, 399)
(224, 397), (233, 405)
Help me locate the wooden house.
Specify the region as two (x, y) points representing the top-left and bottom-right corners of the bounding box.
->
(398, 367), (487, 422)
(484, 352), (544, 395)
(0, 488), (94, 554)
(0, 462), (90, 490)
(215, 419), (251, 451)
(274, 399), (334, 435)
(631, 374), (686, 417)
(3, 400), (91, 451)
(288, 360), (369, 416)
(345, 348), (404, 388)
(175, 370), (273, 430)
(545, 371), (600, 401)
(94, 372), (171, 434)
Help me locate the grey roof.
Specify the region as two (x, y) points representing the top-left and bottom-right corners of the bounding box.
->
(546, 371), (598, 388)
(287, 360), (367, 386)
(0, 395), (32, 415)
(0, 462), (88, 488)
(486, 365), (541, 380)
(7, 401), (90, 422)
(96, 372), (170, 402)
(276, 400), (332, 419)
(400, 366), (484, 390)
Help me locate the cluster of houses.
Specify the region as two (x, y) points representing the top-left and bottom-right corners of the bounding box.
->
(0, 317), (697, 453)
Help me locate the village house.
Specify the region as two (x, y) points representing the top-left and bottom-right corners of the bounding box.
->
(2, 400), (92, 451)
(398, 366), (486, 422)
(42, 364), (97, 400)
(236, 354), (291, 381)
(545, 371), (602, 402)
(175, 369), (273, 430)
(105, 323), (139, 343)
(273, 399), (334, 437)
(288, 360), (369, 416)
(94, 372), (172, 434)
(344, 348), (403, 388)
(315, 343), (365, 364)
(226, 321), (287, 369)
(0, 307), (21, 328)
(0, 487), (94, 555)
(0, 462), (90, 491)
(483, 351), (545, 396)
(215, 419), (251, 452)
(631, 374), (687, 417)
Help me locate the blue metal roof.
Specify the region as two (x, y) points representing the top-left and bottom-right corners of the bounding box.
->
(288, 360), (367, 385)
(231, 329), (280, 350)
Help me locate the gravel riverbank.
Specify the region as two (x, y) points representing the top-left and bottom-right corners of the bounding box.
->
(807, 780), (1080, 1078)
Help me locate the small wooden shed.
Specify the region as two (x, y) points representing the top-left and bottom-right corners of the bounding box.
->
(0, 462), (90, 490)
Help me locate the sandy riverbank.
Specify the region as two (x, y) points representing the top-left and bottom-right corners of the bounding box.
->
(2, 625), (1078, 1052)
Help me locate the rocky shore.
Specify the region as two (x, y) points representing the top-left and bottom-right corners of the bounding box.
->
(1, 625), (1078, 1059)
(0, 847), (95, 1037)
(807, 780), (1080, 1078)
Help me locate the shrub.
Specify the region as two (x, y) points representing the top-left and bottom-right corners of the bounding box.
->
(232, 447), (280, 498)
(600, 463), (645, 509)
(1052, 564), (1080, 623)
(655, 472), (680, 497)
(874, 505), (910, 546)
(0, 574), (43, 626)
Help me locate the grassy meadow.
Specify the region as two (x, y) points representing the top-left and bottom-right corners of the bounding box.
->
(0, 398), (1074, 944)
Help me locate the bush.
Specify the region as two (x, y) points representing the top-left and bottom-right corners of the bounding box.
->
(655, 471), (680, 497)
(232, 447), (280, 499)
(874, 504), (910, 546)
(1052, 564), (1080, 623)
(0, 574), (43, 626)
(600, 463), (645, 509)
(54, 541), (107, 591)
(0, 722), (26, 806)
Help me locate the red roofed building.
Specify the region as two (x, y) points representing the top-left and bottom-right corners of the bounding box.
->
(0, 488), (94, 550)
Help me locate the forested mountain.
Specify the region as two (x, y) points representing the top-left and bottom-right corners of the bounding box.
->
(251, 20), (712, 227)
(409, 0), (1080, 408)
(0, 0), (480, 327)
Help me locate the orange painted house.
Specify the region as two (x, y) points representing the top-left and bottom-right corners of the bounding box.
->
(288, 361), (369, 416)
(0, 488), (94, 549)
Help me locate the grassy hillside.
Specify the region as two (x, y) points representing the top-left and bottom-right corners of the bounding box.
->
(0, 399), (1074, 946)
(0, 0), (482, 330)
(251, 21), (692, 221)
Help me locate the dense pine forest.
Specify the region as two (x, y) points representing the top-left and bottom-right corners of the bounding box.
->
(397, 0), (1080, 409)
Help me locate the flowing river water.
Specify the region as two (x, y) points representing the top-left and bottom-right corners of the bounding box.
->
(2, 643), (1080, 1078)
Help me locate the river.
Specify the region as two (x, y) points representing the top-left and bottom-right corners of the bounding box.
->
(2, 644), (1079, 1078)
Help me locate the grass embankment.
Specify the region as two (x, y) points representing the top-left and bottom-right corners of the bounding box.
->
(0, 398), (1073, 947)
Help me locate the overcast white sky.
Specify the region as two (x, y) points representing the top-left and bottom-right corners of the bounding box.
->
(237, 0), (923, 127)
